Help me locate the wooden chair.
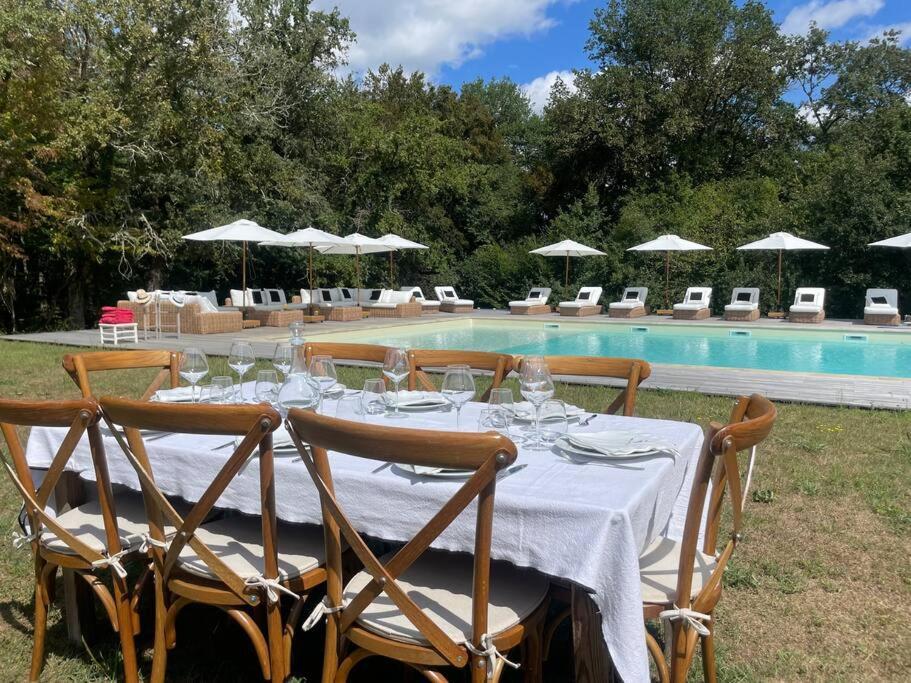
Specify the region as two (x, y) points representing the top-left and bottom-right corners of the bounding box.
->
(641, 394), (776, 682)
(62, 350), (180, 400)
(407, 349), (513, 402)
(285, 410), (550, 683)
(303, 341), (391, 367)
(0, 398), (146, 682)
(99, 398), (327, 682)
(521, 355), (651, 416)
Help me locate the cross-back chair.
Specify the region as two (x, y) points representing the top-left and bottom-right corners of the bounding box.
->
(407, 349), (513, 402)
(62, 350), (180, 400)
(303, 341), (391, 367)
(0, 398), (144, 682)
(285, 409), (549, 683)
(524, 355), (651, 416)
(640, 393), (776, 683)
(99, 398), (327, 682)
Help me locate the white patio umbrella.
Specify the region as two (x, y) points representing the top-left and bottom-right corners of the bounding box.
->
(530, 239), (606, 286)
(260, 227), (346, 299)
(316, 233), (395, 298)
(376, 233), (429, 288)
(627, 234), (712, 310)
(182, 219), (285, 308)
(737, 232), (829, 312)
(869, 232), (911, 248)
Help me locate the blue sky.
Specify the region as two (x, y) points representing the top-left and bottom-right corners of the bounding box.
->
(313, 1), (911, 111)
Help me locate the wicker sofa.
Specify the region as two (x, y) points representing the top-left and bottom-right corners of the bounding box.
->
(117, 299), (243, 335)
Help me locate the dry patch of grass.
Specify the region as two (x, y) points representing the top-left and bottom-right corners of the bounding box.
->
(0, 340), (908, 681)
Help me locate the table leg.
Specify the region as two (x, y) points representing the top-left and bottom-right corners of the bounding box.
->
(54, 472), (96, 644)
(572, 585), (615, 682)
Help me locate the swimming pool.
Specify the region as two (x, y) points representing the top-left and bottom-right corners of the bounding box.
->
(310, 319), (911, 378)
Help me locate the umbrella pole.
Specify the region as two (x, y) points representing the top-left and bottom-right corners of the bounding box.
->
(777, 249), (782, 311)
(389, 251), (394, 289)
(308, 244), (315, 314)
(241, 241), (247, 319)
(565, 254), (570, 287)
(664, 251), (670, 310)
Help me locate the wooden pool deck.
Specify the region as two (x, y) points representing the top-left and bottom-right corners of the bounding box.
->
(3, 309), (909, 410)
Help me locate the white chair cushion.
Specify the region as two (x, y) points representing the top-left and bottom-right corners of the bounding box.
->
(609, 302), (643, 310)
(177, 515), (324, 581)
(420, 300), (440, 308)
(724, 303), (758, 312)
(387, 290), (414, 304)
(865, 305), (898, 315)
(344, 551), (548, 646)
(186, 294), (218, 313)
(789, 304), (822, 313)
(298, 289), (311, 305)
(126, 291), (138, 302)
(673, 302), (708, 311)
(509, 301), (535, 308)
(639, 536), (717, 604)
(559, 301), (591, 309)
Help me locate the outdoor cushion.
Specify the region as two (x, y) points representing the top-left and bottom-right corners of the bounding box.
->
(126, 291), (138, 302)
(264, 289), (286, 305)
(790, 304), (823, 313)
(344, 550), (548, 646)
(725, 303), (758, 312)
(177, 515), (324, 581)
(186, 294), (218, 313)
(790, 288), (825, 313)
(865, 305), (899, 315)
(673, 303), (708, 311)
(639, 535), (716, 604)
(401, 287), (427, 301)
(196, 290), (219, 309)
(229, 289), (256, 306)
(297, 289), (312, 305)
(609, 302), (642, 310)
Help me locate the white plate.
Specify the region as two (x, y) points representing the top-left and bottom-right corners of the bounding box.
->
(555, 435), (671, 461)
(384, 391), (450, 412)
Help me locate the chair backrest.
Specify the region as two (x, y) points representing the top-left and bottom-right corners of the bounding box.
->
(575, 286), (603, 304)
(434, 286), (459, 302)
(526, 287), (551, 302)
(99, 398), (282, 606)
(63, 350), (181, 400)
(317, 288), (335, 304)
(674, 395), (776, 617)
(359, 288), (383, 304)
(0, 398), (124, 566)
(298, 288), (312, 305)
(264, 288), (287, 305)
(730, 287), (759, 305)
(285, 409), (516, 668)
(338, 287), (355, 302)
(683, 287), (712, 306)
(621, 286), (648, 303)
(401, 286), (427, 301)
(407, 349), (513, 402)
(792, 287), (825, 308)
(524, 355), (651, 416)
(303, 342), (392, 368)
(865, 288), (897, 308)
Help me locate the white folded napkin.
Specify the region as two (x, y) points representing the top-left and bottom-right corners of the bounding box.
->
(507, 401), (586, 420)
(384, 391), (449, 408)
(566, 431), (679, 458)
(152, 386), (197, 403)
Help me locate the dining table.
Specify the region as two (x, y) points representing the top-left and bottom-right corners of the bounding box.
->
(25, 386), (705, 683)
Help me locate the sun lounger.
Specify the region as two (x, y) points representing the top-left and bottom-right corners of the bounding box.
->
(723, 288), (760, 321)
(558, 286), (603, 317)
(509, 288), (552, 315)
(401, 287), (440, 314)
(673, 287), (712, 320)
(608, 287), (649, 318)
(368, 290), (422, 318)
(789, 287), (825, 323)
(434, 286), (474, 313)
(863, 288), (899, 326)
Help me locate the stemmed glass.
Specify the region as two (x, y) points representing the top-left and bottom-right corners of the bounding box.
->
(179, 347), (209, 403)
(382, 348), (410, 419)
(441, 365), (475, 430)
(308, 355), (338, 410)
(255, 370), (280, 405)
(520, 356), (555, 447)
(228, 340), (256, 402)
(272, 344), (294, 380)
(487, 388), (516, 439)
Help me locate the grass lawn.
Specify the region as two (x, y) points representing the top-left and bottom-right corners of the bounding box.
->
(0, 339), (908, 681)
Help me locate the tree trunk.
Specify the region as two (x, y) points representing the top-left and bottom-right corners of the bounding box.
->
(67, 268), (86, 329)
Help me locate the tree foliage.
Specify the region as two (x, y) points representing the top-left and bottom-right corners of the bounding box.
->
(0, 0), (909, 330)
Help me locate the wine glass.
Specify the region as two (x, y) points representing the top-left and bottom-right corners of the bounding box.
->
(228, 340), (256, 402)
(382, 348), (410, 420)
(441, 365), (475, 430)
(179, 347), (209, 403)
(308, 355), (338, 410)
(539, 399), (568, 447)
(272, 344), (294, 379)
(520, 356), (555, 447)
(255, 370), (279, 405)
(487, 388), (515, 438)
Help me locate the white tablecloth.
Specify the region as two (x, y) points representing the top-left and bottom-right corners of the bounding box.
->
(26, 396), (703, 683)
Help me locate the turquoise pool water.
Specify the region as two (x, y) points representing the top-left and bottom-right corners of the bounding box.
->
(315, 319), (911, 378)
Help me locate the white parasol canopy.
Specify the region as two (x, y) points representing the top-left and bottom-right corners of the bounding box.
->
(627, 234), (712, 310)
(376, 234), (429, 288)
(530, 239), (606, 286)
(316, 233), (395, 296)
(183, 219), (285, 308)
(737, 232), (829, 311)
(869, 232), (911, 248)
(260, 227), (345, 298)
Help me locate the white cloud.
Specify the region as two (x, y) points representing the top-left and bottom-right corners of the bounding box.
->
(865, 21), (911, 45)
(522, 70), (577, 113)
(312, 0), (562, 76)
(781, 0), (884, 35)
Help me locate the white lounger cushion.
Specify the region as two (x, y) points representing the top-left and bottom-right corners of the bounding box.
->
(865, 288), (898, 315)
(559, 286), (603, 307)
(724, 303), (758, 312)
(344, 550), (548, 646)
(434, 286), (474, 306)
(639, 536), (717, 604)
(509, 288), (551, 307)
(674, 287), (711, 310)
(725, 288), (759, 311)
(609, 287), (648, 310)
(789, 287), (825, 313)
(865, 304), (899, 315)
(401, 287), (440, 307)
(178, 515), (325, 581)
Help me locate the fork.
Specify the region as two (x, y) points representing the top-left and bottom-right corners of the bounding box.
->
(578, 413), (598, 426)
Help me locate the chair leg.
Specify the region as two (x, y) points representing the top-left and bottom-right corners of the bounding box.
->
(542, 606), (571, 662)
(28, 565), (50, 683)
(321, 612), (340, 683)
(701, 616), (717, 683)
(112, 577), (140, 683)
(264, 600), (285, 682)
(334, 648), (375, 682)
(522, 625), (544, 683)
(645, 631), (669, 683)
(150, 584), (170, 683)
